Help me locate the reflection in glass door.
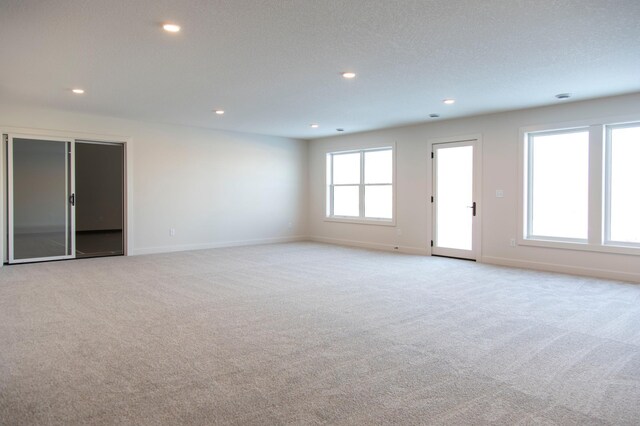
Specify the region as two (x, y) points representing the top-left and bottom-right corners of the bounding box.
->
(8, 135), (75, 263)
(75, 141), (124, 258)
(432, 140), (478, 260)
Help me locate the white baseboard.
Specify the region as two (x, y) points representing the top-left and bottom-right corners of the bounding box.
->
(481, 255), (640, 283)
(131, 235), (309, 256)
(309, 235), (428, 255)
(132, 237), (638, 283)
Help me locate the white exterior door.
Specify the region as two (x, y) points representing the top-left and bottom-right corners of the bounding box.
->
(432, 139), (480, 260)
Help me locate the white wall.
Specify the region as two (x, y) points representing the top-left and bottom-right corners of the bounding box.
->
(0, 103), (308, 256)
(308, 92), (640, 282)
(4, 93), (640, 282)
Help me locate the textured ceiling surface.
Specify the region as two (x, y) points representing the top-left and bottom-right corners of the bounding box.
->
(1, 0), (639, 139)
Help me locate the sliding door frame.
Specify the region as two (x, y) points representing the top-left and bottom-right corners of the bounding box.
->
(1, 126), (133, 265)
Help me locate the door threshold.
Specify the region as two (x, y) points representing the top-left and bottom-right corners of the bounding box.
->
(431, 254), (476, 262)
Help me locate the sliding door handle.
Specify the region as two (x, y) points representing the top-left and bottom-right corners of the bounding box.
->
(69, 193), (75, 206)
(467, 201), (476, 216)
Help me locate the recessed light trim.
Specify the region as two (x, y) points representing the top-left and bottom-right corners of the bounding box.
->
(214, 109), (225, 115)
(310, 124), (319, 128)
(443, 99), (455, 105)
(163, 23), (181, 33)
(341, 72), (356, 79)
(71, 88), (85, 94)
(555, 93), (571, 100)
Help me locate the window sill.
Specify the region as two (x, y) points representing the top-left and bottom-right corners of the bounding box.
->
(519, 237), (640, 256)
(324, 217), (396, 227)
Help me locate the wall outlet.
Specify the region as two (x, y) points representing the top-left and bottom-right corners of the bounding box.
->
(496, 190), (504, 198)
(170, 228), (176, 236)
(396, 228), (402, 236)
(509, 238), (516, 247)
(288, 222), (293, 229)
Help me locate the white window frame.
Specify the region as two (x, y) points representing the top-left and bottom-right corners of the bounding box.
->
(325, 146), (395, 226)
(604, 122), (640, 249)
(524, 127), (590, 244)
(518, 116), (640, 256)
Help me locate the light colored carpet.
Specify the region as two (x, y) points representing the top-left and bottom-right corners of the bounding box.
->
(1, 242), (639, 425)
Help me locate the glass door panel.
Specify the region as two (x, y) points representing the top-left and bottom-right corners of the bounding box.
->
(74, 141), (124, 258)
(432, 141), (477, 260)
(9, 135), (74, 263)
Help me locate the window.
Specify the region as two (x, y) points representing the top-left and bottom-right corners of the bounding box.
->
(525, 129), (589, 241)
(522, 120), (640, 253)
(326, 147), (393, 222)
(606, 124), (640, 246)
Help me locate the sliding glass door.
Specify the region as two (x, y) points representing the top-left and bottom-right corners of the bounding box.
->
(8, 135), (75, 263)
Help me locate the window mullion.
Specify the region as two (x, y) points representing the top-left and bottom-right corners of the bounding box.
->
(588, 125), (604, 246)
(359, 151), (365, 218)
(526, 135), (534, 238)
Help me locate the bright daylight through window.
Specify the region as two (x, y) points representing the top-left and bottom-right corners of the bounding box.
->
(606, 124), (640, 245)
(327, 147), (393, 222)
(524, 121), (640, 251)
(526, 130), (589, 241)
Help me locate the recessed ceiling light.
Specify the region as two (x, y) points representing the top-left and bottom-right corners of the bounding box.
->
(214, 109), (225, 115)
(555, 93), (571, 100)
(72, 88), (85, 94)
(310, 124), (319, 128)
(429, 114), (440, 118)
(163, 23), (181, 33)
(443, 99), (455, 105)
(341, 72), (356, 79)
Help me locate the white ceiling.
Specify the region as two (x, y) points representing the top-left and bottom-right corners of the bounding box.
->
(1, 0), (639, 139)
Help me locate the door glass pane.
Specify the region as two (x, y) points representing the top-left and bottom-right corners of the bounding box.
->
(333, 185), (359, 216)
(75, 142), (124, 257)
(436, 145), (473, 250)
(529, 131), (588, 240)
(365, 185), (392, 219)
(13, 138), (70, 260)
(364, 149), (392, 184)
(608, 126), (640, 244)
(332, 152), (360, 184)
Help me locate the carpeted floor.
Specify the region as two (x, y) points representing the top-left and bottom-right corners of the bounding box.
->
(1, 242), (639, 425)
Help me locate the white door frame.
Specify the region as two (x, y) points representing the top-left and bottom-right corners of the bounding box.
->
(8, 134), (76, 264)
(429, 134), (482, 260)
